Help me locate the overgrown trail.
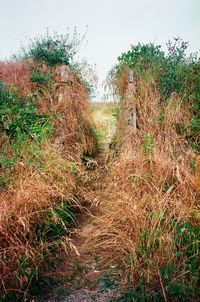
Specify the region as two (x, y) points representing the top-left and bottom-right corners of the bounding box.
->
(2, 35), (199, 302)
(32, 103), (118, 302)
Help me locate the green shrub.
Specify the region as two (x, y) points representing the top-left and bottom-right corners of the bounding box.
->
(185, 60), (200, 152)
(125, 220), (200, 301)
(24, 31), (81, 66)
(118, 42), (165, 76)
(30, 71), (52, 86)
(141, 132), (155, 158)
(110, 38), (200, 152)
(16, 31), (96, 98)
(0, 82), (51, 141)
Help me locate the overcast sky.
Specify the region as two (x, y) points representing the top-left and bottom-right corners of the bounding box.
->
(0, 0), (199, 99)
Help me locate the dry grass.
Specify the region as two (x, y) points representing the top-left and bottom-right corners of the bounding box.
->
(0, 61), (33, 96)
(0, 142), (80, 291)
(87, 76), (199, 296)
(0, 61), (96, 296)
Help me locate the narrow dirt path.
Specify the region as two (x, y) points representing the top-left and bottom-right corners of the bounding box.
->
(31, 104), (119, 302)
(59, 108), (117, 302)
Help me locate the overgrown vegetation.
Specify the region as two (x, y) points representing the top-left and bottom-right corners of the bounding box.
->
(89, 39), (200, 301)
(20, 31), (81, 66)
(90, 102), (119, 150)
(109, 38), (200, 152)
(0, 31), (97, 301)
(1, 31), (199, 301)
(16, 30), (97, 99)
(0, 81), (51, 139)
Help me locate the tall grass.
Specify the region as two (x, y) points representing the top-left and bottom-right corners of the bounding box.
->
(87, 76), (199, 300)
(108, 39), (200, 153)
(0, 34), (97, 299)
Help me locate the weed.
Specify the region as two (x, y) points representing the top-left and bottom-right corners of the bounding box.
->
(0, 175), (7, 190)
(0, 38), (97, 299)
(190, 159), (196, 170)
(29, 275), (61, 298)
(72, 261), (87, 274)
(141, 132), (155, 169)
(97, 272), (114, 289)
(157, 113), (165, 124)
(30, 71), (53, 87)
(0, 83), (51, 140)
(34, 202), (76, 242)
(88, 74), (198, 301)
(109, 38), (200, 153)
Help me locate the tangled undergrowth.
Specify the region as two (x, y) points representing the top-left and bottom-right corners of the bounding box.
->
(0, 32), (98, 301)
(88, 74), (200, 300)
(0, 34), (199, 302)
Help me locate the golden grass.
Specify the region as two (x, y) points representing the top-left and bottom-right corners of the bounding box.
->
(0, 61), (96, 295)
(0, 141), (82, 287)
(86, 76), (198, 292)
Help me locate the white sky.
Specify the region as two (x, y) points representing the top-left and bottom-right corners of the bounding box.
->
(0, 0), (199, 100)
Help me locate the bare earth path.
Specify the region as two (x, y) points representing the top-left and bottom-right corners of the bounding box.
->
(31, 103), (120, 302)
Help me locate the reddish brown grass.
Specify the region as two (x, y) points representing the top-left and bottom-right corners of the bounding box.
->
(87, 76), (197, 289)
(0, 61), (33, 96)
(0, 60), (96, 295)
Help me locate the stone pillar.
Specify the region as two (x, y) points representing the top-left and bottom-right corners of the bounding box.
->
(125, 70), (137, 133)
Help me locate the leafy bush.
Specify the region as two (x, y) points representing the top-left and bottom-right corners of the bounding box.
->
(0, 81), (51, 140)
(23, 31), (81, 66)
(110, 38), (200, 152)
(118, 43), (165, 75)
(15, 31), (96, 98)
(114, 38), (194, 98)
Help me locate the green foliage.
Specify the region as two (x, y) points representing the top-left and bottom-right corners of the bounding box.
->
(0, 292), (21, 302)
(0, 81), (51, 141)
(0, 202), (76, 301)
(141, 132), (155, 158)
(29, 275), (62, 299)
(186, 60), (200, 152)
(112, 38), (200, 153)
(126, 220), (200, 301)
(141, 132), (155, 169)
(111, 105), (120, 120)
(158, 225), (200, 301)
(118, 43), (165, 75)
(65, 162), (79, 175)
(24, 30), (81, 66)
(34, 202), (76, 242)
(87, 123), (102, 154)
(156, 113), (165, 124)
(30, 71), (53, 87)
(0, 175), (8, 190)
(16, 31), (96, 98)
(111, 286), (164, 302)
(174, 221), (200, 287)
(115, 38), (193, 98)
